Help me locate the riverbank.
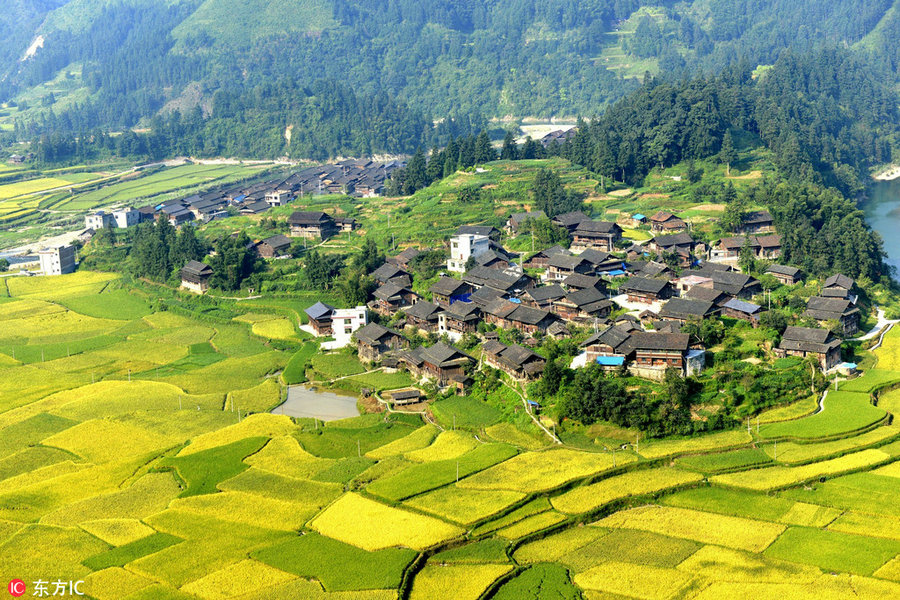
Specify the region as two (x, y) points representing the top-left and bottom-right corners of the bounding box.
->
(872, 164), (900, 181)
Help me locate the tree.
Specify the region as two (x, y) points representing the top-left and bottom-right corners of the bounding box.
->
(457, 186), (481, 204)
(738, 238), (757, 273)
(532, 169), (583, 217)
(474, 130), (495, 164)
(719, 129), (737, 176)
(170, 225), (206, 267)
(403, 148), (428, 194)
(355, 238), (384, 273)
(500, 130), (518, 160)
(0, 258), (9, 271)
(208, 232), (259, 291)
(338, 269), (375, 305)
(759, 310), (789, 333)
(305, 250), (330, 289)
(686, 160), (703, 183)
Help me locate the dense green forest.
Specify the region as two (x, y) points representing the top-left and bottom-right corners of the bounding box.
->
(560, 49), (897, 194)
(5, 0), (900, 156)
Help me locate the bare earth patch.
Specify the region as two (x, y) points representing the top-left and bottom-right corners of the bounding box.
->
(639, 193), (670, 199)
(727, 170), (762, 180)
(608, 188), (633, 197)
(692, 204), (726, 212)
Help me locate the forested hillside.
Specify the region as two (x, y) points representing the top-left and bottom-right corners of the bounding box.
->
(561, 49), (898, 194)
(4, 0), (900, 158)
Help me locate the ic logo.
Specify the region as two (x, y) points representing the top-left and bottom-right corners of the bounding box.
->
(7, 580), (26, 597)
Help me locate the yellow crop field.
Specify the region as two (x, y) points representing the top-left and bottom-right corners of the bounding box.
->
(876, 327), (900, 370)
(0, 461), (87, 494)
(79, 518), (156, 545)
(244, 435), (334, 479)
(763, 426), (900, 464)
(0, 524), (109, 580)
(514, 526), (609, 563)
(0, 176), (78, 199)
(365, 425), (439, 459)
(181, 559), (296, 600)
(496, 510), (567, 540)
(0, 297), (66, 321)
(134, 324), (215, 346)
(164, 351), (285, 394)
(171, 491), (317, 531)
(178, 413), (296, 456)
(552, 468), (703, 514)
(405, 486), (525, 524)
(829, 511), (900, 541)
(575, 561), (694, 599)
(51, 381), (210, 421)
(484, 422), (551, 450)
(877, 388), (900, 418)
(43, 418), (173, 464)
(757, 396), (819, 423)
(309, 493), (464, 551)
(83, 567), (153, 600)
(593, 505), (786, 552)
(218, 467), (341, 508)
(0, 364), (85, 416)
(406, 430), (478, 461)
(875, 557), (900, 581)
(690, 575), (900, 600)
(410, 564), (512, 600)
(676, 545), (821, 583)
(875, 460), (900, 477)
(142, 311), (201, 330)
(712, 448), (892, 491)
(779, 502), (843, 527)
(134, 511), (291, 587)
(3, 310), (121, 344)
(6, 271), (117, 299)
(228, 378), (281, 413)
(94, 338), (189, 365)
(458, 448), (636, 493)
(253, 317), (300, 341)
(42, 472), (182, 526)
(233, 579), (396, 600)
(639, 430), (752, 459)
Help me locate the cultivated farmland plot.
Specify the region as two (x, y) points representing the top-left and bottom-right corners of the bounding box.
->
(2, 271), (900, 598)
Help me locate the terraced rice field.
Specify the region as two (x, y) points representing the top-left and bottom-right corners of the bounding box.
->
(2, 272), (900, 598)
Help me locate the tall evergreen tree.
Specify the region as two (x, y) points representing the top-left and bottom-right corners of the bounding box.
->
(719, 129), (737, 176)
(500, 130), (518, 160)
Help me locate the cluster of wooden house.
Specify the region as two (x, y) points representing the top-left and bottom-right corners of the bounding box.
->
(355, 204), (860, 383)
(90, 160), (402, 233)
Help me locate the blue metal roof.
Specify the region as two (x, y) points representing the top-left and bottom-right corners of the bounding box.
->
(596, 356), (625, 366)
(633, 213), (646, 220)
(723, 298), (761, 314)
(605, 269), (627, 276)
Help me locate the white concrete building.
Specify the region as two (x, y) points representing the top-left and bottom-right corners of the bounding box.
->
(112, 208), (140, 228)
(85, 211), (113, 230)
(265, 190), (291, 207)
(38, 245), (76, 276)
(328, 306), (369, 348)
(447, 234), (490, 273)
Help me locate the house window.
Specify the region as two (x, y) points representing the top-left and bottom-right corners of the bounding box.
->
(345, 327), (352, 335)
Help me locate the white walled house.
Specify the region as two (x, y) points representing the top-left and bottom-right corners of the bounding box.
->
(112, 208), (140, 228)
(38, 245), (76, 276)
(265, 190), (291, 207)
(85, 211), (113, 230)
(329, 306), (369, 348)
(447, 234), (490, 273)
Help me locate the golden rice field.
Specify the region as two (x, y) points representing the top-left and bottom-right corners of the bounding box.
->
(1, 271), (900, 598)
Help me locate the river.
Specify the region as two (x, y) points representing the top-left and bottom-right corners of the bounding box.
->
(863, 179), (900, 276)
